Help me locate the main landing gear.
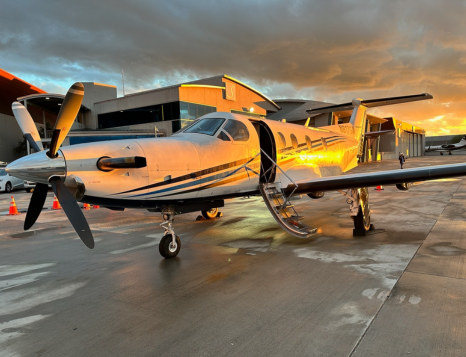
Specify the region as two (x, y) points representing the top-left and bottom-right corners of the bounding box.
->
(339, 187), (374, 236)
(201, 207), (219, 219)
(159, 209), (181, 259)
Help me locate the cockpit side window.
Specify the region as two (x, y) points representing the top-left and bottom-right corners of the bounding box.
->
(217, 131), (231, 141)
(184, 118), (226, 136)
(223, 120), (249, 141)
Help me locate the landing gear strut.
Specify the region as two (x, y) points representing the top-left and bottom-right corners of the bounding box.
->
(339, 187), (374, 236)
(159, 208), (181, 259)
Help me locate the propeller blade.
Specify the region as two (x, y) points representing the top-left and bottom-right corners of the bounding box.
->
(49, 177), (94, 249)
(11, 102), (44, 152)
(24, 183), (49, 230)
(49, 82), (84, 157)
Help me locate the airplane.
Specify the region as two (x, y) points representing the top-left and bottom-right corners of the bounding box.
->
(6, 84), (466, 259)
(425, 135), (466, 155)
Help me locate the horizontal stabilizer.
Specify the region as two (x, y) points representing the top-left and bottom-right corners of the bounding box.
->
(307, 93), (433, 114)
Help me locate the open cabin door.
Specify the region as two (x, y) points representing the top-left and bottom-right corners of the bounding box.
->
(250, 120), (276, 183)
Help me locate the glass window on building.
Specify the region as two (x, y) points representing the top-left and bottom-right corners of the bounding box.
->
(223, 120), (249, 141)
(98, 101), (180, 129)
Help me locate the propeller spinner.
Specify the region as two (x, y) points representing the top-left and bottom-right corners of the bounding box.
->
(7, 82), (94, 249)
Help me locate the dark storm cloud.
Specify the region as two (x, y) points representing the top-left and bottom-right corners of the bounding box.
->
(1, 0), (466, 134)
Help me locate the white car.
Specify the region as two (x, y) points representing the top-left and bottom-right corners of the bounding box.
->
(0, 168), (24, 193)
(24, 180), (52, 193)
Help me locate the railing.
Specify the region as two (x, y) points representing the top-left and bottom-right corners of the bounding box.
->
(259, 148), (298, 211)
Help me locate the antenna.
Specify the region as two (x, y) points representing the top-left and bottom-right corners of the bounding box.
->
(121, 70), (125, 96)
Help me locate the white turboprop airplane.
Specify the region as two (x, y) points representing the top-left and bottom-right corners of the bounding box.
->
(425, 135), (466, 155)
(7, 84), (466, 259)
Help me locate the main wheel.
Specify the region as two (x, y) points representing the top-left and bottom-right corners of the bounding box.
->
(201, 207), (218, 219)
(352, 187), (371, 234)
(159, 234), (181, 259)
(5, 182), (12, 193)
(440, 152), (443, 155)
(449, 152), (452, 155)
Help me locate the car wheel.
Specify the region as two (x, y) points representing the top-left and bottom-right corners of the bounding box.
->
(5, 182), (12, 193)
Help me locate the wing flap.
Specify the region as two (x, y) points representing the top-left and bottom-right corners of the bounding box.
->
(286, 163), (466, 194)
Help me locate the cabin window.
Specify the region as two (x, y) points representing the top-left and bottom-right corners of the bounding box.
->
(223, 120), (249, 141)
(290, 134), (298, 149)
(217, 131), (231, 141)
(184, 118), (226, 136)
(277, 132), (286, 149)
(305, 136), (312, 150)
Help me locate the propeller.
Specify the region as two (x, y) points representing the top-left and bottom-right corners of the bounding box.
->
(11, 102), (44, 152)
(24, 183), (49, 230)
(50, 177), (94, 249)
(10, 82), (94, 249)
(49, 82), (84, 157)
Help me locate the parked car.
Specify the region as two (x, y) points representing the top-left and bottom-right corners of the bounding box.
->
(24, 180), (52, 193)
(0, 169), (24, 193)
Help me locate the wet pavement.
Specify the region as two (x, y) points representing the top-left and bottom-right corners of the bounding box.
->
(1, 155), (466, 356)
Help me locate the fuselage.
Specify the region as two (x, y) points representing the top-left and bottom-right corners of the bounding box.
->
(8, 112), (360, 209)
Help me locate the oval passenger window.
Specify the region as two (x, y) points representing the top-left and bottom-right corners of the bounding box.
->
(223, 120), (250, 141)
(305, 136), (312, 150)
(277, 132), (286, 149)
(290, 134), (298, 149)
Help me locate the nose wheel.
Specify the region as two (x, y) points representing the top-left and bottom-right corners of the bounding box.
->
(159, 210), (181, 259)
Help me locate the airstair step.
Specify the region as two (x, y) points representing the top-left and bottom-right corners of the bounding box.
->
(276, 204), (294, 210)
(269, 193), (284, 199)
(288, 215), (304, 221)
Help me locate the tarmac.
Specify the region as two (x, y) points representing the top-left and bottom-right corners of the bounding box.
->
(1, 155), (466, 357)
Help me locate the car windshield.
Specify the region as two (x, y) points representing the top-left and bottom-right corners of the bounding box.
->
(184, 118), (225, 136)
(0, 169), (6, 176)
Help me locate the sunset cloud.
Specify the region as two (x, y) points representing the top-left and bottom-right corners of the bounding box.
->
(1, 0), (465, 135)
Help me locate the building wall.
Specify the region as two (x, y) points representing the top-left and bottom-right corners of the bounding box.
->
(82, 82), (118, 129)
(178, 78), (277, 115)
(0, 113), (26, 163)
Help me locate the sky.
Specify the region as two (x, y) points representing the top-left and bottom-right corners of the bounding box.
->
(1, 0), (465, 136)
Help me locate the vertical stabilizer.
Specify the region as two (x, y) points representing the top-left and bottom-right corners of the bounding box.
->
(349, 99), (367, 157)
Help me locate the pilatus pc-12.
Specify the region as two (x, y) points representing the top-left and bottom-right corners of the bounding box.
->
(7, 83), (466, 258)
(425, 135), (466, 155)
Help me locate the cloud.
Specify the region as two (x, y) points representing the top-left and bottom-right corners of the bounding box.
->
(1, 0), (466, 135)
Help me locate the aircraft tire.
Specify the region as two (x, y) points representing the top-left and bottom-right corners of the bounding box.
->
(449, 152), (452, 155)
(352, 187), (371, 232)
(202, 207), (219, 219)
(159, 234), (181, 259)
(440, 152), (443, 155)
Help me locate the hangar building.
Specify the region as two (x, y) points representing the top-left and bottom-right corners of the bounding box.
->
(0, 68), (425, 164)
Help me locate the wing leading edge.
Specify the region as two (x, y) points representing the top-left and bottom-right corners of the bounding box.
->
(285, 163), (466, 194)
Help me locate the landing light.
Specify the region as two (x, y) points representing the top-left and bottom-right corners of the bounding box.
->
(46, 97), (50, 100)
(249, 107), (254, 113)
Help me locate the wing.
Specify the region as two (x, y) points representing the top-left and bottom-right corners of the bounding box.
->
(285, 163), (466, 194)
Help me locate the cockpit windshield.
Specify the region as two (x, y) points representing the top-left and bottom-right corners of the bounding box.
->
(184, 118), (226, 136)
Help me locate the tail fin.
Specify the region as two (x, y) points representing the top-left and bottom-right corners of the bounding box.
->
(307, 93), (433, 157)
(349, 100), (367, 157)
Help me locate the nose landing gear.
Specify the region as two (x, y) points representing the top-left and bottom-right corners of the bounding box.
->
(159, 208), (181, 259)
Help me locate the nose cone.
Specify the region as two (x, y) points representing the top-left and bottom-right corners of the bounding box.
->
(6, 150), (66, 184)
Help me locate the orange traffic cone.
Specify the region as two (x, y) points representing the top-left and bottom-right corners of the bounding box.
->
(93, 205), (100, 209)
(52, 196), (61, 210)
(83, 203), (91, 210)
(374, 185), (384, 191)
(7, 196), (20, 215)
